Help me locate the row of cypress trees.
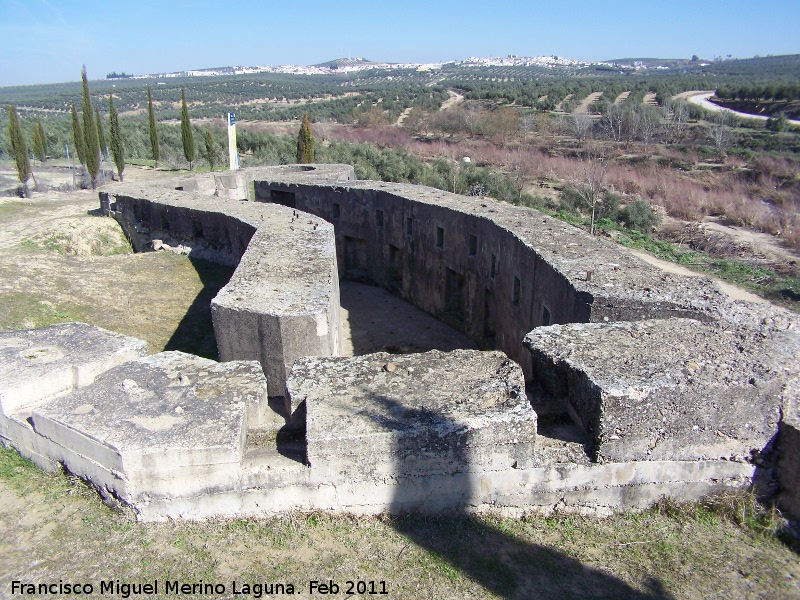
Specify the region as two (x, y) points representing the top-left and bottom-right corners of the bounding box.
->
(7, 69), (315, 194)
(69, 65), (126, 186)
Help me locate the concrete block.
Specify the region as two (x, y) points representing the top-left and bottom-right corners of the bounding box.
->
(211, 211), (342, 394)
(0, 323), (148, 470)
(291, 349), (535, 481)
(525, 318), (797, 463)
(0, 322), (148, 416)
(777, 379), (800, 519)
(30, 352), (268, 502)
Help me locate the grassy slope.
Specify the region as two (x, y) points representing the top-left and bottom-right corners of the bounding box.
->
(2, 446), (799, 600)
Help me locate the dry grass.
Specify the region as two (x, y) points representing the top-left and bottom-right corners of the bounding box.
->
(2, 445), (799, 600)
(311, 120), (800, 252)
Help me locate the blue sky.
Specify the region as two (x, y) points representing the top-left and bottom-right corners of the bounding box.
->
(0, 0), (797, 86)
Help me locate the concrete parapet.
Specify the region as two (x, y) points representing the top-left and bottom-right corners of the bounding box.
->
(1, 164), (795, 521)
(253, 177), (735, 380)
(211, 210), (341, 394)
(524, 318), (798, 463)
(103, 176), (343, 394)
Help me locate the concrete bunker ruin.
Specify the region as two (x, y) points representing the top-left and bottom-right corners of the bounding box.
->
(1, 165), (799, 521)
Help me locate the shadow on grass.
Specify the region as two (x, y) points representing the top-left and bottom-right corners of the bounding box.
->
(359, 394), (674, 599)
(163, 257), (234, 360)
(390, 513), (672, 599)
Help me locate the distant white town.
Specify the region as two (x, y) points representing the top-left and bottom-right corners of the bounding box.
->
(108, 55), (675, 80)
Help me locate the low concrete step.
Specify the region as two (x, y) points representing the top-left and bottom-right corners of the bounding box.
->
(534, 415), (592, 466)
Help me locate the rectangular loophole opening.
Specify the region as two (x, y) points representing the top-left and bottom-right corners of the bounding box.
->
(375, 209), (384, 227)
(192, 220), (203, 237)
(270, 189), (296, 208)
(160, 211), (170, 230)
(469, 234), (478, 258)
(445, 268), (466, 324)
(332, 203), (341, 220)
(344, 236), (369, 281)
(483, 289), (497, 347)
(388, 244), (403, 290)
(406, 217), (413, 236)
(513, 276), (521, 306)
(436, 226), (444, 250)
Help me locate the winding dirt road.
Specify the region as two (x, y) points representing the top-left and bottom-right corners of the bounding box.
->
(685, 91), (800, 126)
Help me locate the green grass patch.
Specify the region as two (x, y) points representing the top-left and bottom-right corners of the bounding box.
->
(0, 291), (90, 330)
(0, 444), (47, 491)
(617, 230), (800, 310)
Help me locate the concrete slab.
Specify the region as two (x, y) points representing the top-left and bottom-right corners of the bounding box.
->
(525, 318), (798, 463)
(289, 349), (535, 481)
(0, 322), (148, 416)
(0, 323), (148, 471)
(30, 351), (268, 502)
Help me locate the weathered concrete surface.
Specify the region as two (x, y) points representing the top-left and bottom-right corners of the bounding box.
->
(253, 178), (738, 381)
(211, 211), (341, 395)
(777, 377), (800, 519)
(30, 351), (268, 504)
(104, 178), (344, 394)
(0, 323), (148, 470)
(9, 164), (775, 520)
(524, 318), (799, 463)
(133, 456), (754, 520)
(291, 349), (535, 480)
(0, 327), (760, 521)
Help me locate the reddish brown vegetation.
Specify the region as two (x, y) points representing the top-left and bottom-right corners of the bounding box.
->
(264, 114), (800, 251)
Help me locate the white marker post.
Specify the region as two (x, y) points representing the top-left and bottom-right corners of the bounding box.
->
(227, 112), (239, 170)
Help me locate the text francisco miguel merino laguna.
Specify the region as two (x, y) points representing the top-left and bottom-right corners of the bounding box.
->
(11, 579), (390, 596)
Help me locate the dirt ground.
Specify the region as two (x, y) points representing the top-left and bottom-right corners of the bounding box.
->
(1, 165), (799, 599)
(574, 92), (604, 115)
(627, 249), (769, 304)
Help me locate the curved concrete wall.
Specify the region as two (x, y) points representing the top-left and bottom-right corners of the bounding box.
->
(2, 164), (796, 521)
(102, 165), (355, 395)
(254, 178), (729, 380)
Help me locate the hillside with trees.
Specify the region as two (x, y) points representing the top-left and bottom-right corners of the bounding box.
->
(2, 56), (798, 306)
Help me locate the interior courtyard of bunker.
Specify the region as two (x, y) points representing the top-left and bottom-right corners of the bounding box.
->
(1, 163), (799, 522)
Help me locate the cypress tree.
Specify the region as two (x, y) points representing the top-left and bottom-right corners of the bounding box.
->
(32, 119), (47, 165)
(95, 107), (107, 160)
(81, 65), (100, 188)
(296, 113), (315, 163)
(203, 128), (218, 172)
(7, 106), (31, 196)
(108, 94), (125, 182)
(147, 85), (159, 168)
(180, 88), (195, 170)
(70, 103), (86, 168)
